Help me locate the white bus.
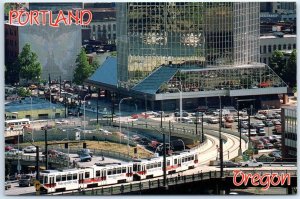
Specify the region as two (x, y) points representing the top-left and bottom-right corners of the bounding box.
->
(5, 118), (30, 131)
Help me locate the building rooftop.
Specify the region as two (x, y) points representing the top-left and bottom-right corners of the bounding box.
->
(5, 97), (64, 113)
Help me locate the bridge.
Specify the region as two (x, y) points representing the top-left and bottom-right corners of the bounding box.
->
(46, 168), (297, 195)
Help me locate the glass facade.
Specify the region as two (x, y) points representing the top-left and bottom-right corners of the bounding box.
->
(283, 108), (297, 156)
(116, 2), (260, 89)
(157, 64), (286, 94)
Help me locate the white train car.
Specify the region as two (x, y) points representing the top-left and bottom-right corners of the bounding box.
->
(104, 163), (133, 185)
(133, 157), (163, 180)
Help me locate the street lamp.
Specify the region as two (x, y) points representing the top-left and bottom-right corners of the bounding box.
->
(29, 96), (34, 142)
(83, 94), (90, 140)
(119, 97), (132, 154)
(218, 96), (223, 178)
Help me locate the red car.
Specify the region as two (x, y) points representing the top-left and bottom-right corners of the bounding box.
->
(5, 146), (14, 151)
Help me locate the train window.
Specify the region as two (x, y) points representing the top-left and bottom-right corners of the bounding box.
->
(182, 158), (184, 163)
(73, 173), (77, 180)
(150, 164), (154, 169)
(146, 165), (150, 169)
(174, 159), (177, 164)
(108, 170), (112, 175)
(138, 165), (141, 171)
(85, 172), (90, 178)
(62, 175), (66, 181)
(96, 170), (100, 177)
(154, 163), (157, 168)
(133, 165), (137, 171)
(122, 167), (126, 173)
(117, 168), (121, 174)
(158, 162), (162, 167)
(67, 174), (72, 181)
(113, 168), (117, 175)
(167, 160), (170, 166)
(56, 175), (61, 182)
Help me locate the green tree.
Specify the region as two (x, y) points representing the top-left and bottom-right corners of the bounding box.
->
(17, 87), (31, 97)
(73, 48), (93, 85)
(285, 49), (296, 87)
(16, 44), (42, 84)
(269, 50), (285, 78)
(91, 58), (99, 74)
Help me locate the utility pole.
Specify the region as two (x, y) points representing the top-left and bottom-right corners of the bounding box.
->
(97, 88), (100, 124)
(45, 129), (48, 170)
(195, 112), (198, 137)
(219, 96), (223, 178)
(163, 133), (167, 189)
(35, 146), (40, 180)
(64, 93), (67, 118)
(201, 113), (204, 143)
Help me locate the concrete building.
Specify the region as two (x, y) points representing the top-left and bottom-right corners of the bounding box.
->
(260, 34), (296, 65)
(83, 3), (116, 44)
(86, 2), (288, 110)
(5, 19), (81, 81)
(281, 106), (297, 160)
(5, 97), (65, 120)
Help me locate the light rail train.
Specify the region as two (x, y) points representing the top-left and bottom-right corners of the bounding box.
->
(39, 150), (199, 193)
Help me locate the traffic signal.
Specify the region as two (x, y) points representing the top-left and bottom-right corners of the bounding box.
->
(64, 143), (68, 149)
(83, 143), (87, 148)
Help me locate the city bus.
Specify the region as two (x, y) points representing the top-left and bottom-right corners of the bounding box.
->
(5, 118), (30, 131)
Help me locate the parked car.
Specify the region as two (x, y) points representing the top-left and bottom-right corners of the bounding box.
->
(19, 174), (36, 187)
(77, 149), (93, 157)
(223, 161), (241, 167)
(249, 129), (257, 136)
(23, 146), (37, 153)
(263, 120), (274, 127)
(269, 151), (282, 159)
(241, 160), (263, 167)
(5, 146), (14, 152)
(80, 154), (92, 162)
(256, 128), (266, 136)
(208, 117), (219, 124)
(254, 141), (265, 150)
(41, 125), (53, 130)
(256, 122), (265, 128)
(273, 142), (282, 149)
(5, 149), (24, 156)
(222, 122), (232, 128)
(264, 143), (274, 149)
(255, 114), (266, 120)
(5, 182), (11, 190)
(174, 111), (189, 117)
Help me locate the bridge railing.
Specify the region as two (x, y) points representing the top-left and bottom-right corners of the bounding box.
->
(50, 169), (297, 195)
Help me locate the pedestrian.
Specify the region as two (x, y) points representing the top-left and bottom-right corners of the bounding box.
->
(102, 155), (105, 161)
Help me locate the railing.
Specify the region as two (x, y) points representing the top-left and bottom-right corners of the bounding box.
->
(49, 169), (297, 195)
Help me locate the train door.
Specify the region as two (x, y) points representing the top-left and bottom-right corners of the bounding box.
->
(101, 169), (107, 185)
(194, 154), (198, 163)
(78, 171), (84, 189)
(48, 175), (55, 193)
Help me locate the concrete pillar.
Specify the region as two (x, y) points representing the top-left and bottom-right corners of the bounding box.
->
(282, 94), (289, 104)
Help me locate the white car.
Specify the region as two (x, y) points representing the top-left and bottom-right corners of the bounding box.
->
(23, 146), (37, 153)
(241, 160), (263, 167)
(255, 114), (266, 120)
(5, 149), (24, 156)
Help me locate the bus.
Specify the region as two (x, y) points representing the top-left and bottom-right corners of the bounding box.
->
(5, 118), (30, 131)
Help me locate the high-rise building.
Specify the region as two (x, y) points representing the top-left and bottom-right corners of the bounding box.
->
(88, 2), (288, 110)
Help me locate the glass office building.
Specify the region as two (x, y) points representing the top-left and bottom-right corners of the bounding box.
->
(117, 2), (262, 87)
(87, 2), (287, 110)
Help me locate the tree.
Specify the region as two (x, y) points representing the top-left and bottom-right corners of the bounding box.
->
(73, 48), (93, 85)
(91, 58), (99, 74)
(285, 49), (296, 87)
(16, 44), (42, 84)
(17, 87), (31, 97)
(269, 50), (285, 78)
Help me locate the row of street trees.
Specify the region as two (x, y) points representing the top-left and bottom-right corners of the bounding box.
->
(5, 44), (99, 86)
(269, 49), (297, 89)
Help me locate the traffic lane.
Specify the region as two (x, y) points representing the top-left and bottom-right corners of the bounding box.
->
(5, 182), (35, 196)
